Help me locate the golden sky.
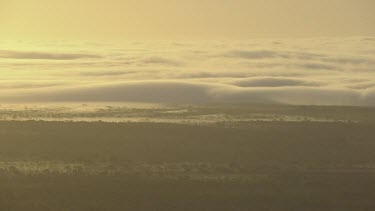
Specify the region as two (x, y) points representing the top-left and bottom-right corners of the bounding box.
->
(1, 0), (374, 40)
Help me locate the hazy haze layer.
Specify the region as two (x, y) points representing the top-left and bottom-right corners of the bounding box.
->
(1, 0), (374, 40)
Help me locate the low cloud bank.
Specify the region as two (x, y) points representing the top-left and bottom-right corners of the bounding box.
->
(1, 38), (374, 106)
(6, 81), (374, 106)
(231, 77), (324, 87)
(0, 50), (101, 60)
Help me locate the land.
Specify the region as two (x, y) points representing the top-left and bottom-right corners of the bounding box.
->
(0, 104), (375, 211)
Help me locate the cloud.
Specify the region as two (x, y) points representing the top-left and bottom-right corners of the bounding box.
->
(296, 63), (336, 71)
(0, 50), (102, 60)
(1, 38), (375, 106)
(361, 37), (375, 42)
(231, 77), (324, 87)
(222, 50), (324, 60)
(140, 56), (181, 66)
(177, 72), (248, 79)
(216, 86), (362, 106)
(321, 57), (375, 65)
(348, 82), (375, 89)
(224, 50), (279, 59)
(0, 81), (65, 89)
(222, 49), (375, 68)
(79, 70), (136, 77)
(3, 80), (373, 106)
(21, 81), (214, 104)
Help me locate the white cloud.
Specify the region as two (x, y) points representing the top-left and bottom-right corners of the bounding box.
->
(230, 77), (324, 87)
(0, 80), (370, 106)
(0, 38), (375, 106)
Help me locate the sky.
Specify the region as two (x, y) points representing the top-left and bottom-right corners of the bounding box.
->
(0, 1), (374, 106)
(0, 0), (374, 40)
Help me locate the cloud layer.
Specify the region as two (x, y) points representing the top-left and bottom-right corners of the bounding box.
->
(7, 81), (371, 106)
(0, 50), (101, 60)
(0, 38), (374, 106)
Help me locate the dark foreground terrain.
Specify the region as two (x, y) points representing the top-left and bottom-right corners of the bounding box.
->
(0, 105), (375, 210)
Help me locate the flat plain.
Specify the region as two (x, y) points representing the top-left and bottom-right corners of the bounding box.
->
(0, 104), (374, 211)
